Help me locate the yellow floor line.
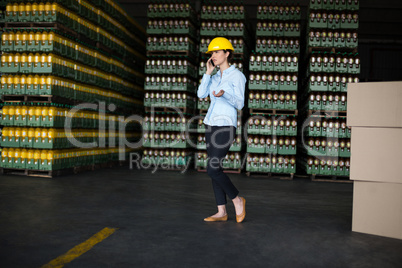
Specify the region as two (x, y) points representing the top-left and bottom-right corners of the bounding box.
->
(41, 227), (117, 268)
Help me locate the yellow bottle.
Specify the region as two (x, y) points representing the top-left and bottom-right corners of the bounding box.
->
(2, 106), (9, 122)
(39, 75), (46, 91)
(7, 54), (13, 67)
(21, 105), (28, 120)
(33, 149), (41, 164)
(27, 150), (34, 164)
(8, 148), (15, 164)
(21, 127), (28, 143)
(51, 3), (58, 16)
(41, 128), (48, 143)
(15, 127), (22, 142)
(26, 74), (33, 92)
(27, 53), (34, 68)
(28, 31), (35, 46)
(35, 32), (41, 45)
(38, 2), (45, 16)
(8, 106), (15, 122)
(15, 31), (22, 45)
(27, 106), (35, 122)
(47, 150), (54, 163)
(34, 53), (40, 67)
(5, 3), (12, 17)
(20, 53), (27, 70)
(1, 148), (8, 164)
(48, 128), (55, 141)
(1, 54), (7, 68)
(18, 3), (25, 17)
(8, 127), (15, 142)
(28, 128), (35, 142)
(13, 75), (20, 90)
(6, 75), (13, 90)
(44, 2), (51, 16)
(14, 106), (21, 121)
(34, 106), (42, 121)
(33, 74), (40, 91)
(41, 31), (48, 46)
(12, 3), (19, 16)
(31, 3), (38, 17)
(25, 3), (32, 19)
(14, 53), (20, 69)
(14, 148), (21, 163)
(1, 32), (9, 47)
(48, 32), (55, 45)
(21, 31), (28, 46)
(2, 127), (9, 142)
(21, 149), (28, 164)
(40, 53), (47, 67)
(20, 75), (27, 90)
(46, 53), (53, 68)
(42, 106), (49, 122)
(34, 128), (42, 142)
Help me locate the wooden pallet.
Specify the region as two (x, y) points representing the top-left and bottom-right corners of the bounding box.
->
(246, 171), (294, 180)
(310, 174), (352, 183)
(0, 161), (128, 178)
(307, 46), (358, 54)
(4, 22), (79, 38)
(1, 94), (73, 105)
(307, 110), (347, 117)
(197, 167), (242, 174)
(0, 167), (71, 178)
(145, 106), (195, 114)
(250, 109), (298, 116)
(146, 50), (195, 57)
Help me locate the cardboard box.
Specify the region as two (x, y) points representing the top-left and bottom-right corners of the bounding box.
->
(347, 81), (402, 128)
(352, 181), (402, 240)
(350, 127), (402, 184)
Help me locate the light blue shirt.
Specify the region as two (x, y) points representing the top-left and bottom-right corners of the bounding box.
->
(197, 65), (247, 127)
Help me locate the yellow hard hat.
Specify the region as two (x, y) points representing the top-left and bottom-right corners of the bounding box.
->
(206, 37), (234, 54)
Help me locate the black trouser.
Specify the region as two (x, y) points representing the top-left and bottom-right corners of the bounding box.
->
(205, 125), (239, 206)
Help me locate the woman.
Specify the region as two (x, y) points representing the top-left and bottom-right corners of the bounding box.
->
(197, 37), (247, 223)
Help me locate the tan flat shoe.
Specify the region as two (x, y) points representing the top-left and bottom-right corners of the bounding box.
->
(236, 197), (246, 223)
(204, 214), (228, 222)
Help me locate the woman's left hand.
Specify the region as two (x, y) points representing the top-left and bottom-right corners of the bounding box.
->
(212, 90), (225, 97)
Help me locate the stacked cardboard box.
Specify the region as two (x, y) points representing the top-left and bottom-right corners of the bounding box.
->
(347, 81), (402, 240)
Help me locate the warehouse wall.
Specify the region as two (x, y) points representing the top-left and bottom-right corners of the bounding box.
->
(120, 0), (402, 82)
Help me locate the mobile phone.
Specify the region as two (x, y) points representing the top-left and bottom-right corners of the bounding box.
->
(211, 60), (215, 67)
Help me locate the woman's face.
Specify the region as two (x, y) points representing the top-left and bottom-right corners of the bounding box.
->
(210, 50), (230, 66)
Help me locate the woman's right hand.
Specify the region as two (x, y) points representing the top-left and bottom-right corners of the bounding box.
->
(206, 57), (215, 75)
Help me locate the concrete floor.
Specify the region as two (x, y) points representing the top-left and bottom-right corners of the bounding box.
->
(0, 166), (402, 268)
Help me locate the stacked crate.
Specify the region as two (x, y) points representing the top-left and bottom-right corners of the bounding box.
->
(299, 0), (360, 181)
(245, 2), (301, 178)
(0, 0), (145, 177)
(195, 0), (250, 173)
(143, 1), (198, 170)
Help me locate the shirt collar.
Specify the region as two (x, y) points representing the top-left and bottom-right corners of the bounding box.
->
(216, 65), (235, 76)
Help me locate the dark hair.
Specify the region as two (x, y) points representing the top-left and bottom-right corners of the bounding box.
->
(223, 49), (233, 63)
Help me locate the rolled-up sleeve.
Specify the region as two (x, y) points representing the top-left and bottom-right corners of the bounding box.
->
(197, 74), (212, 98)
(222, 73), (246, 110)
